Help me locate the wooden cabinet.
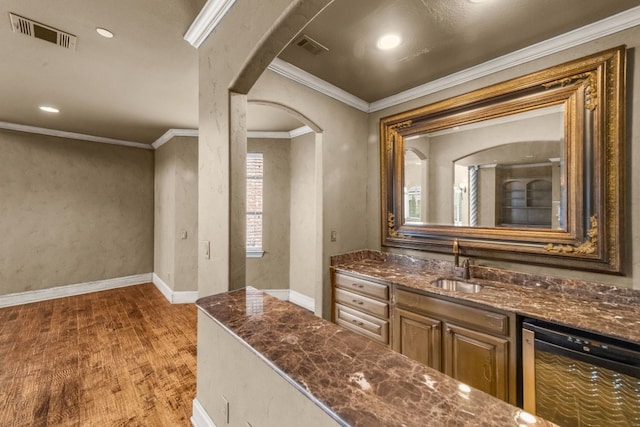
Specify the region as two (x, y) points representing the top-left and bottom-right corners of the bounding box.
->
(331, 271), (390, 345)
(393, 288), (516, 404)
(444, 323), (509, 402)
(393, 308), (442, 370)
(331, 269), (516, 404)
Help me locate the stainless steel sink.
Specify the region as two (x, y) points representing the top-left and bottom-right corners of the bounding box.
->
(432, 279), (482, 293)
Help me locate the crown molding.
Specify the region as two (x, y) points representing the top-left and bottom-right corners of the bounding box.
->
(247, 125), (313, 139)
(247, 130), (290, 139)
(266, 7), (640, 114)
(369, 6), (640, 112)
(0, 122), (153, 150)
(184, 0), (237, 48)
(152, 128), (199, 149)
(289, 125), (314, 138)
(267, 58), (369, 112)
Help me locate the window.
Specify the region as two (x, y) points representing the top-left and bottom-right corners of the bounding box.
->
(246, 153), (264, 257)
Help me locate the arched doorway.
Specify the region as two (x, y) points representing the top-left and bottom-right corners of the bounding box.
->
(245, 101), (323, 313)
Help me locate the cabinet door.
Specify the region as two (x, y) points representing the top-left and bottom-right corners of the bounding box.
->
(393, 308), (442, 370)
(443, 323), (509, 402)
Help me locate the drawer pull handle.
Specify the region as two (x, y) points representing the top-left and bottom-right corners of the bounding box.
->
(352, 299), (364, 305)
(351, 319), (364, 326)
(352, 283), (364, 288)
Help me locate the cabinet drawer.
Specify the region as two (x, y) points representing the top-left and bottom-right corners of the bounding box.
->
(335, 304), (389, 344)
(335, 273), (389, 300)
(396, 289), (509, 336)
(335, 288), (389, 318)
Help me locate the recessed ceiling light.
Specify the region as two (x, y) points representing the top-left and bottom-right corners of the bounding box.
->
(96, 27), (114, 38)
(468, 0), (485, 3)
(39, 106), (60, 113)
(376, 33), (402, 50)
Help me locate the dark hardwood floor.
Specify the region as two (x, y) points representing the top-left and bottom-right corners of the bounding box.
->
(0, 283), (197, 426)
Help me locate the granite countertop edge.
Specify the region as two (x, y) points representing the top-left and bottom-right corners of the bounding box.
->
(196, 288), (555, 427)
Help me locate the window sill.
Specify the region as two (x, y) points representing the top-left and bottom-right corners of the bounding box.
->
(247, 250), (265, 258)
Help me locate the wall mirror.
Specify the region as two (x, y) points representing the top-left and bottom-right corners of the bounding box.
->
(380, 47), (625, 273)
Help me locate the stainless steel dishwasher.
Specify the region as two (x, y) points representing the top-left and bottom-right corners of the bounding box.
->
(522, 318), (640, 426)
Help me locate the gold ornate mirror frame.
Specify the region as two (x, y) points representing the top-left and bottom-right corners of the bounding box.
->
(380, 46), (625, 274)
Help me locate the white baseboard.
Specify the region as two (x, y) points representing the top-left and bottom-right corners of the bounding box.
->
(289, 290), (315, 312)
(191, 398), (217, 427)
(263, 288), (315, 312)
(0, 273), (153, 308)
(263, 289), (290, 301)
(152, 273), (199, 304)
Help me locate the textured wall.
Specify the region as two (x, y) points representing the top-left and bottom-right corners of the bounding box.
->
(154, 141), (176, 289)
(366, 27), (640, 289)
(0, 129), (154, 296)
(173, 137), (198, 292)
(154, 136), (198, 292)
(196, 311), (341, 427)
(197, 0), (333, 299)
(249, 70), (370, 317)
(246, 138), (291, 290)
(289, 132), (317, 300)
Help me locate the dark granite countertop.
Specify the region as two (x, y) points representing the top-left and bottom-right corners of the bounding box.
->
(331, 250), (640, 345)
(197, 288), (555, 427)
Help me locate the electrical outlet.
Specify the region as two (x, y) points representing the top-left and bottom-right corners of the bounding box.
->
(221, 395), (230, 424)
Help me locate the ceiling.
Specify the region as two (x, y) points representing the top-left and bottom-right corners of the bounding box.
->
(281, 0), (640, 103)
(0, 0), (638, 146)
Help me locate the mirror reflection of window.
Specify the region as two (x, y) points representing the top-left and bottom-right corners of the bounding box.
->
(404, 148), (428, 224)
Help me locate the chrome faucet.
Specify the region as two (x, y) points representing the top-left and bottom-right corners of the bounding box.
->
(452, 239), (471, 280)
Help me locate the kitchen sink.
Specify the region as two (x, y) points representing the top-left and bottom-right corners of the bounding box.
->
(432, 279), (482, 293)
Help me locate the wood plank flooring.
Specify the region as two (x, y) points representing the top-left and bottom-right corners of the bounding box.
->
(0, 283), (197, 427)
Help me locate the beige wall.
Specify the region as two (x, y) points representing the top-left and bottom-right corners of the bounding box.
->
(249, 70), (369, 316)
(196, 6), (336, 419)
(0, 129), (154, 296)
(154, 140), (176, 289)
(289, 131), (317, 300)
(366, 27), (640, 289)
(246, 138), (291, 290)
(196, 311), (341, 427)
(197, 0), (333, 299)
(154, 136), (199, 293)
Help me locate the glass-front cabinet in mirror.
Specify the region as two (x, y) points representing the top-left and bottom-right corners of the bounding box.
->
(381, 47), (625, 273)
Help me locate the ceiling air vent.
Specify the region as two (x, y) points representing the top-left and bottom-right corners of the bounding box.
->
(295, 34), (328, 55)
(9, 13), (77, 51)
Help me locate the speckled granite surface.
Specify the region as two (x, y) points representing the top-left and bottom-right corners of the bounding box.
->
(197, 288), (555, 427)
(331, 250), (640, 344)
